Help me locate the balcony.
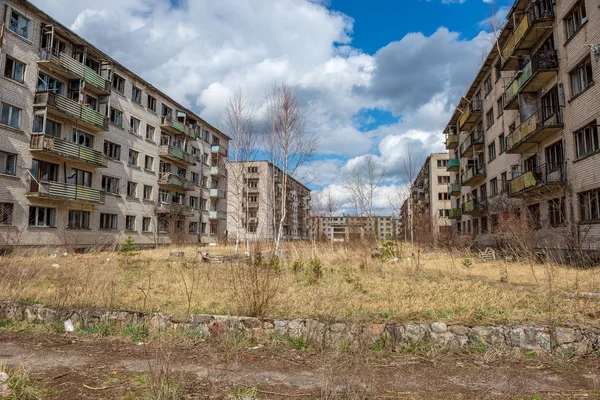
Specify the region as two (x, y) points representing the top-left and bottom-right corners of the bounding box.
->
(158, 145), (196, 166)
(505, 107), (563, 154)
(38, 51), (111, 94)
(156, 202), (193, 215)
(445, 135), (458, 150)
(246, 201), (259, 209)
(161, 116), (191, 136)
(30, 134), (108, 167)
(245, 187), (260, 194)
(459, 131), (484, 158)
(508, 163), (566, 198)
(501, 1), (555, 71)
(210, 165), (228, 177)
(28, 181), (104, 204)
(211, 145), (227, 157)
(158, 173), (194, 191)
(461, 165), (486, 186)
(462, 198), (487, 217)
(210, 189), (226, 199)
(448, 183), (461, 196)
(209, 211), (227, 220)
(449, 208), (462, 219)
(447, 158), (460, 172)
(34, 92), (108, 132)
(458, 100), (483, 131)
(503, 49), (559, 110)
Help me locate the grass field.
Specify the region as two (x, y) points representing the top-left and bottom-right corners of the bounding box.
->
(0, 242), (598, 325)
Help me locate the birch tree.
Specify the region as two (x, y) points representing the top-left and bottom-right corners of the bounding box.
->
(264, 83), (317, 254)
(224, 88), (255, 254)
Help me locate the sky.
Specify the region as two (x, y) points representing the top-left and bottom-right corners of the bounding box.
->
(30, 0), (510, 215)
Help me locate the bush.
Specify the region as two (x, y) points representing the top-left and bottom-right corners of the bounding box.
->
(230, 256), (280, 317)
(305, 258), (323, 285)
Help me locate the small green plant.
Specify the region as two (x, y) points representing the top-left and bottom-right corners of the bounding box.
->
(122, 324), (149, 342)
(120, 236), (139, 255)
(1, 363), (53, 399)
(381, 237), (396, 258)
(78, 323), (114, 338)
(370, 334), (391, 352)
(522, 349), (537, 359)
(286, 335), (306, 350)
(467, 341), (489, 355)
(305, 258), (323, 285)
(461, 257), (474, 269)
(292, 260), (305, 274)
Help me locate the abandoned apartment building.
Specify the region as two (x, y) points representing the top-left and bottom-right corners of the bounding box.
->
(226, 161), (312, 242)
(0, 0), (230, 248)
(436, 0), (600, 258)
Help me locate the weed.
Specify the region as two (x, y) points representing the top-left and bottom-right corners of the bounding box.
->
(369, 334), (391, 352)
(230, 387), (259, 399)
(286, 335), (306, 350)
(467, 342), (489, 355)
(122, 324), (149, 342)
(522, 349), (537, 359)
(400, 339), (435, 354)
(78, 323), (114, 338)
(461, 257), (474, 269)
(292, 260), (305, 274)
(0, 362), (53, 399)
(306, 258), (324, 285)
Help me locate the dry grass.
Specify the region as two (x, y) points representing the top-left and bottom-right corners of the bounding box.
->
(0, 242), (599, 325)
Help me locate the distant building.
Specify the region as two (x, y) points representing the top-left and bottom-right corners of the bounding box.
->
(227, 161), (311, 242)
(310, 215), (398, 243)
(409, 153), (452, 242)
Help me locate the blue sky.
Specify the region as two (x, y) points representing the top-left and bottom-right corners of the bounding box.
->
(32, 0), (502, 214)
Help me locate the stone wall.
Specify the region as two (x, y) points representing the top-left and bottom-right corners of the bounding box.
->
(1, 302), (598, 355)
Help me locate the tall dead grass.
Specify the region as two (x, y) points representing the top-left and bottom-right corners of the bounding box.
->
(0, 243), (598, 325)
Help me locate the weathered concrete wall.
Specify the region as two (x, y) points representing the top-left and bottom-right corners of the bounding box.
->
(1, 302), (598, 355)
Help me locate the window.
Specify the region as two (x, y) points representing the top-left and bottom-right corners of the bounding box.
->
(129, 117), (140, 134)
(488, 142), (496, 161)
(4, 56), (25, 83)
(146, 125), (155, 141)
(132, 86), (142, 103)
(29, 206), (55, 227)
(69, 168), (92, 187)
(437, 160), (447, 168)
(37, 72), (64, 94)
(9, 10), (31, 40)
(248, 166), (258, 173)
(128, 149), (139, 166)
(437, 176), (450, 184)
(142, 217), (151, 232)
(110, 108), (123, 127)
(248, 180), (258, 188)
(143, 185), (153, 200)
(112, 74), (125, 93)
(439, 209), (449, 218)
(147, 95), (156, 112)
(497, 97), (504, 117)
(570, 57), (593, 97)
(501, 172), (508, 193)
(144, 155), (154, 171)
(0, 203), (13, 225)
(202, 129), (209, 142)
(546, 141), (564, 172)
(126, 215), (136, 231)
(484, 76), (492, 95)
(32, 117), (59, 137)
(438, 192), (449, 200)
(190, 196), (199, 209)
(499, 133), (506, 153)
(101, 175), (120, 194)
(0, 151), (16, 175)
(574, 123), (599, 159)
(162, 104), (172, 117)
(100, 213), (118, 230)
(201, 176), (208, 188)
(580, 189), (600, 222)
(549, 198), (566, 226)
(527, 204), (541, 230)
(565, 0), (586, 39)
(486, 109), (494, 129)
(1, 103), (21, 129)
(158, 214), (169, 233)
(31, 159), (58, 181)
(71, 129), (93, 148)
(490, 178), (498, 197)
(481, 216), (488, 234)
(127, 181), (137, 197)
(201, 198), (208, 210)
(494, 61), (501, 82)
(191, 172), (199, 185)
(103, 141), (121, 160)
(68, 210), (90, 230)
(189, 221), (198, 233)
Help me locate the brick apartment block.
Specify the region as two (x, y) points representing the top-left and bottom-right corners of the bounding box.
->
(0, 0), (230, 249)
(439, 0), (600, 258)
(310, 215), (399, 243)
(227, 161), (311, 242)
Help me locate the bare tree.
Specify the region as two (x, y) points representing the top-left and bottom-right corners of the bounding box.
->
(342, 154), (387, 218)
(223, 88), (256, 254)
(264, 83), (317, 255)
(312, 187), (340, 218)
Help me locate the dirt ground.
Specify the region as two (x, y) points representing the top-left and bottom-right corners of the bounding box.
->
(1, 331), (599, 399)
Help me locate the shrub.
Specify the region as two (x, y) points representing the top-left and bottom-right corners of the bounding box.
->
(305, 258), (323, 285)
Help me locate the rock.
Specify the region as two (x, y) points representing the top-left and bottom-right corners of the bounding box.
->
(262, 321), (274, 329)
(51, 263), (60, 268)
(0, 372), (9, 384)
(430, 322), (447, 333)
(404, 323), (428, 342)
(209, 321), (227, 338)
(192, 315), (214, 325)
(554, 327), (580, 345)
(329, 323), (346, 333)
(64, 319), (75, 332)
(241, 318), (261, 329)
(369, 324), (385, 336)
(449, 325), (470, 336)
(0, 383), (8, 396)
(274, 320), (287, 328)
